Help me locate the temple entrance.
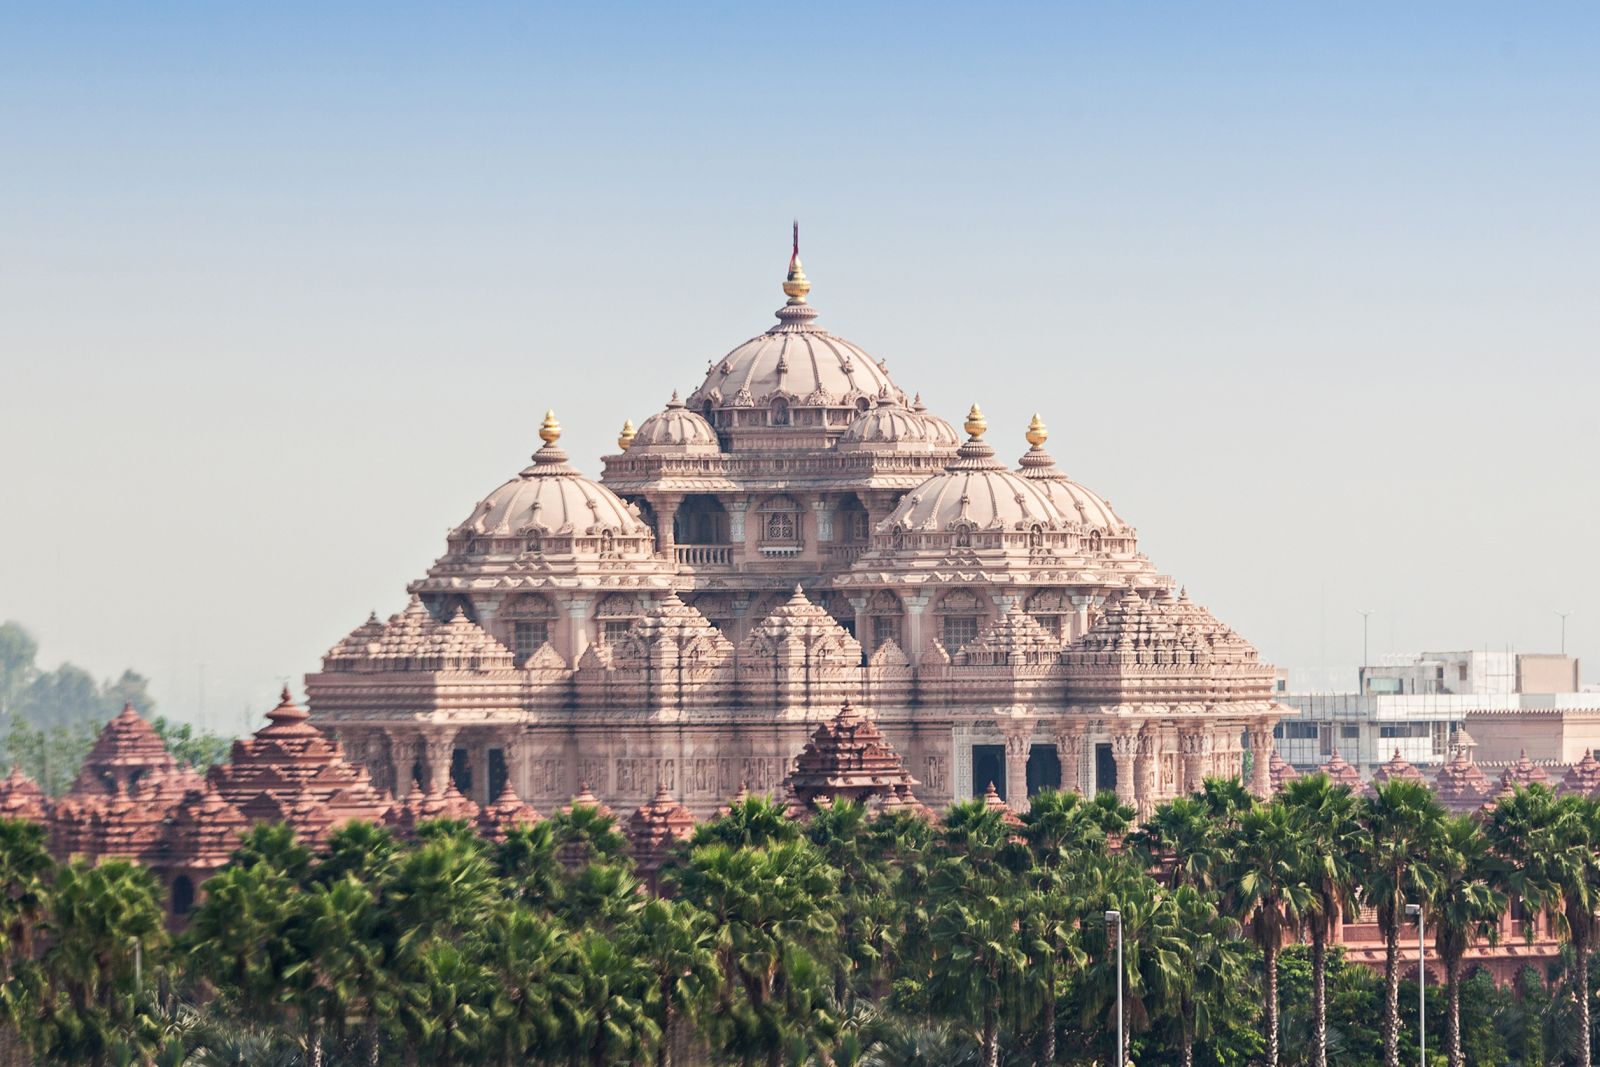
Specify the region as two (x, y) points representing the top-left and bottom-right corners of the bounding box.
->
(488, 749), (508, 799)
(972, 744), (1006, 800)
(1026, 744), (1061, 796)
(451, 748), (471, 794)
(1094, 742), (1116, 795)
(674, 494), (729, 544)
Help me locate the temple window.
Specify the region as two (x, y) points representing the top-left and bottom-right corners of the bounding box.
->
(596, 592), (646, 645)
(770, 398), (790, 426)
(941, 615), (978, 650)
(524, 532), (543, 554)
(872, 615), (902, 652)
(503, 594), (556, 665)
(171, 876), (196, 916)
(765, 512), (797, 541)
(756, 495), (803, 547)
(603, 619), (633, 646)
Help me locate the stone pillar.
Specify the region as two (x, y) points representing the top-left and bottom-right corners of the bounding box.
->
(903, 594), (931, 664)
(384, 730), (418, 799)
(1053, 721), (1087, 795)
(848, 595), (869, 653)
(725, 499), (748, 547)
(565, 595), (595, 664)
(421, 728), (458, 794)
(652, 493), (682, 558)
(471, 742), (492, 804)
(1070, 594), (1100, 640)
(1248, 721), (1275, 798)
(1111, 728), (1138, 809)
(1002, 722), (1033, 813)
(1135, 726), (1159, 818)
(1179, 728), (1207, 796)
(811, 499), (833, 543)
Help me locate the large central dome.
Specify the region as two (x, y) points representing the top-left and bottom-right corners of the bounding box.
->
(684, 236), (904, 447)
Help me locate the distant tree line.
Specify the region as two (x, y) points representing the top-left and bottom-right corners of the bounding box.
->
(1, 777), (1597, 1067)
(0, 622), (232, 792)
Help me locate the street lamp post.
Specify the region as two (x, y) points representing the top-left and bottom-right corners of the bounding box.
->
(1556, 610), (1574, 656)
(1406, 903), (1424, 1067)
(1106, 909), (1123, 1067)
(1357, 609), (1374, 689)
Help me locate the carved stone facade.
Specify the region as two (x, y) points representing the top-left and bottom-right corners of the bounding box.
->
(304, 243), (1291, 818)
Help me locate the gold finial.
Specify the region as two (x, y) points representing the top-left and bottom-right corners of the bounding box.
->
(617, 419), (636, 451)
(1026, 413), (1048, 448)
(539, 409), (562, 444)
(782, 219), (810, 304)
(964, 404), (987, 439)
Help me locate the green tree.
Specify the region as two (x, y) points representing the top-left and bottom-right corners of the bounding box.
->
(629, 898), (719, 1067)
(1165, 885), (1250, 1067)
(0, 622), (39, 717)
(1486, 785), (1600, 1067)
(1131, 795), (1225, 892)
(690, 794), (799, 849)
(1227, 801), (1313, 1067)
(1359, 778), (1447, 1067)
(672, 838), (838, 1067)
(1281, 772), (1363, 1067)
(150, 717), (233, 771)
(35, 859), (167, 1067)
(1427, 814), (1503, 1067)
(391, 938), (494, 1067)
(1075, 856), (1186, 1067)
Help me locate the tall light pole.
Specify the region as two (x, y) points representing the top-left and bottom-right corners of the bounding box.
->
(1556, 610), (1574, 656)
(1106, 909), (1123, 1067)
(1406, 902), (1425, 1067)
(1357, 609), (1375, 690)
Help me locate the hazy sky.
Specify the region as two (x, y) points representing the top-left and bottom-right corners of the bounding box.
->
(2, 3), (1595, 730)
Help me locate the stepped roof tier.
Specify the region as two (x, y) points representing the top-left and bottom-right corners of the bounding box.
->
(325, 598), (516, 673)
(627, 784), (697, 887)
(71, 702), (178, 797)
(163, 783), (250, 872)
(876, 782), (937, 821)
(1370, 749), (1426, 790)
(980, 781), (1024, 828)
(478, 780), (543, 841)
(781, 700), (920, 810)
(208, 688), (390, 845)
(1318, 750), (1366, 791)
(1561, 750), (1600, 796)
(0, 767), (48, 821)
(1433, 741), (1492, 812)
(1268, 751), (1299, 794)
(564, 783), (614, 818)
(387, 783), (481, 836)
(1487, 751), (1551, 805)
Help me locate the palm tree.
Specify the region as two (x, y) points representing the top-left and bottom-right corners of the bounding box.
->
(1198, 776), (1256, 823)
(1017, 869), (1084, 1065)
(1428, 814), (1504, 1067)
(315, 820), (400, 886)
(1227, 801), (1313, 1067)
(629, 898), (719, 1067)
(492, 820), (564, 912)
(1130, 795), (1224, 891)
(568, 929), (658, 1067)
(1167, 885), (1248, 1067)
(1022, 788), (1107, 869)
(670, 838), (838, 1067)
(1359, 778), (1447, 1067)
(923, 849), (1026, 1067)
(392, 938), (495, 1067)
(38, 859), (167, 1067)
(481, 905), (576, 1066)
(0, 818), (51, 975)
(806, 798), (890, 1006)
(691, 794), (798, 849)
(229, 822), (312, 882)
(287, 875), (390, 1067)
(1281, 772), (1363, 1067)
(1486, 785), (1600, 1067)
(1076, 856), (1186, 1067)
(184, 861), (302, 1024)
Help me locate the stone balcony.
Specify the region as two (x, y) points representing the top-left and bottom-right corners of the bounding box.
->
(674, 544), (733, 569)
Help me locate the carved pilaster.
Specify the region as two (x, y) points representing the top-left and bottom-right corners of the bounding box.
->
(1002, 721), (1033, 813)
(811, 499), (833, 543)
(725, 499), (748, 544)
(1248, 722), (1275, 798)
(1052, 721), (1087, 796)
(1111, 728), (1138, 808)
(420, 729), (459, 794)
(1179, 728), (1208, 797)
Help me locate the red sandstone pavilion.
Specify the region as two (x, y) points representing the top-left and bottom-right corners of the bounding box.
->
(0, 690), (1578, 979)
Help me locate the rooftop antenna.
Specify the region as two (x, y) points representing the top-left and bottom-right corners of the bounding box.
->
(792, 219), (799, 262)
(1556, 610), (1575, 656)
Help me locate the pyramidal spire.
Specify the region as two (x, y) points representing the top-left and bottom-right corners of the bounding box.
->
(783, 220), (810, 305)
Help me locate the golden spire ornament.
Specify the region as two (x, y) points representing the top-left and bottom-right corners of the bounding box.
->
(1026, 413), (1048, 448)
(617, 419), (636, 451)
(782, 219), (811, 305)
(964, 403), (987, 439)
(539, 409), (562, 444)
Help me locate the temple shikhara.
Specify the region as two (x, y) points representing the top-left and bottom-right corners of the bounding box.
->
(305, 236), (1290, 821)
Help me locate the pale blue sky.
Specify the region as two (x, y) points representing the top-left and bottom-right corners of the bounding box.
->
(2, 3), (1595, 728)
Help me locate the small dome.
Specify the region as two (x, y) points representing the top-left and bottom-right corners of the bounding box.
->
(1015, 416), (1130, 533)
(884, 406), (1071, 533)
(629, 392), (721, 454)
(457, 412), (649, 539)
(839, 392), (960, 452)
(688, 238), (899, 418)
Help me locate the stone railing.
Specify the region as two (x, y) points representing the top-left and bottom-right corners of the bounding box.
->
(675, 544), (733, 567)
(829, 544), (870, 565)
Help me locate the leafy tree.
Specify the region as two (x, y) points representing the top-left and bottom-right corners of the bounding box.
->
(149, 717), (233, 772)
(0, 623), (39, 717)
(1131, 795), (1225, 892)
(1428, 814), (1504, 1067)
(1281, 772), (1363, 1067)
(1359, 778), (1446, 1067)
(1, 718), (98, 796)
(1227, 801), (1313, 1067)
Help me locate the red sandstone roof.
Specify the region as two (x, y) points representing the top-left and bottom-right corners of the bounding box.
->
(563, 782), (614, 818)
(1562, 750), (1600, 796)
(387, 783), (482, 836)
(71, 702), (177, 795)
(1433, 746), (1491, 813)
(478, 780), (542, 841)
(980, 781), (1024, 828)
(627, 783), (696, 872)
(0, 766), (48, 822)
(1268, 751), (1299, 794)
(781, 700), (919, 810)
(1318, 750), (1365, 791)
(1371, 749), (1425, 790)
(1501, 750), (1551, 789)
(164, 782), (250, 870)
(877, 782), (937, 821)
